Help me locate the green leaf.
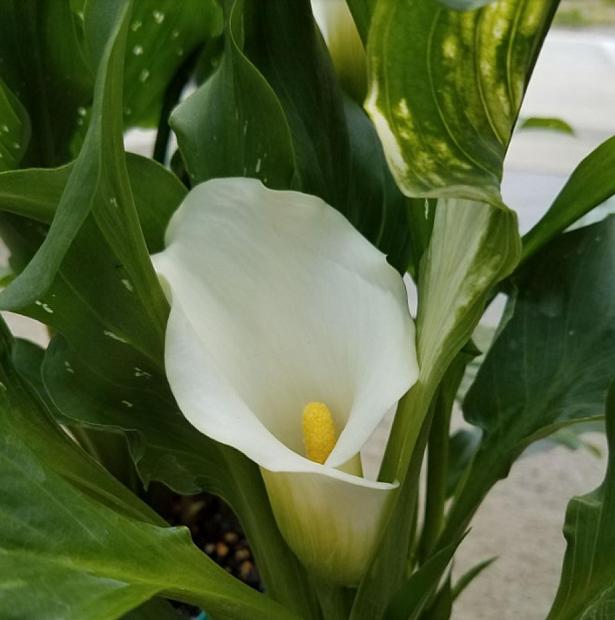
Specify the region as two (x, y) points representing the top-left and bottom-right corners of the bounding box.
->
(450, 557), (496, 600)
(119, 0), (222, 127)
(346, 0), (377, 43)
(0, 0), (166, 339)
(365, 0), (558, 203)
(522, 136), (615, 263)
(40, 335), (318, 619)
(244, 0), (350, 209)
(385, 537), (465, 620)
(0, 0), (93, 166)
(443, 217), (615, 551)
(518, 116), (574, 135)
(170, 0), (296, 189)
(0, 154), (185, 252)
(172, 0), (413, 271)
(446, 428), (481, 497)
(420, 573), (453, 620)
(547, 382), (615, 619)
(343, 96), (414, 272)
(0, 325), (292, 620)
(0, 79), (31, 171)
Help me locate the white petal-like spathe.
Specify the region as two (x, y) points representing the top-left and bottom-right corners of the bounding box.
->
(153, 178), (418, 582)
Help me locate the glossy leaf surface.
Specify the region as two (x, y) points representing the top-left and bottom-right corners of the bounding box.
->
(443, 217), (615, 549)
(0, 321), (291, 620)
(0, 80), (30, 171)
(365, 0), (557, 203)
(0, 0), (93, 166)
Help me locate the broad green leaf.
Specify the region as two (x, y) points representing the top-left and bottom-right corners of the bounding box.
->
(0, 79), (30, 172)
(40, 336), (318, 619)
(0, 0), (166, 338)
(172, 0), (413, 272)
(365, 0), (558, 203)
(547, 382), (615, 619)
(518, 116), (574, 135)
(246, 0), (414, 268)
(120, 0), (222, 127)
(0, 154), (186, 252)
(443, 217), (615, 550)
(170, 0), (296, 189)
(522, 136), (615, 263)
(0, 324), (292, 620)
(0, 325), (161, 525)
(244, 0), (350, 208)
(385, 538), (464, 620)
(0, 0), (93, 166)
(446, 428), (481, 497)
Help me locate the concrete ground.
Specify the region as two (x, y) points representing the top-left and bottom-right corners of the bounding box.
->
(2, 21), (613, 620)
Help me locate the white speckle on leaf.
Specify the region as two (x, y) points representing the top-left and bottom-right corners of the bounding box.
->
(176, 48), (184, 56)
(132, 45), (144, 56)
(64, 360), (75, 374)
(1, 124), (9, 133)
(568, 330), (576, 336)
(153, 10), (165, 24)
(11, 142), (19, 149)
(171, 29), (180, 39)
(131, 19), (142, 31)
(255, 158), (262, 173)
(103, 330), (128, 344)
(41, 303), (53, 314)
(77, 106), (87, 117)
(109, 197), (119, 209)
(243, 121), (248, 135)
(139, 69), (150, 82)
(134, 366), (152, 379)
(0, 382), (6, 391)
(121, 278), (134, 292)
(121, 400), (134, 408)
(125, 107), (132, 116)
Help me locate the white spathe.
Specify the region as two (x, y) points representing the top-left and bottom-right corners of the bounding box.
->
(152, 178), (419, 584)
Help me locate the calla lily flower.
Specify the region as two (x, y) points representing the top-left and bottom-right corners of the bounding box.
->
(152, 178), (419, 585)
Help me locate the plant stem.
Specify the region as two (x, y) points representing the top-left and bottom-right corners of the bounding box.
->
(418, 354), (467, 562)
(419, 397), (450, 562)
(312, 579), (355, 620)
